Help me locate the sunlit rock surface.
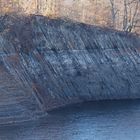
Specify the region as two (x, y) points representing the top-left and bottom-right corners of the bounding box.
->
(0, 15), (140, 124)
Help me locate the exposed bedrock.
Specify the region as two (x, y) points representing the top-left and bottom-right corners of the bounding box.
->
(0, 15), (140, 124)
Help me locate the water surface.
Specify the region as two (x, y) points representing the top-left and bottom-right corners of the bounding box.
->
(0, 100), (140, 140)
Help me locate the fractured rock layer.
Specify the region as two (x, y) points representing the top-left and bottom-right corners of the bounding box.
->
(0, 15), (140, 123)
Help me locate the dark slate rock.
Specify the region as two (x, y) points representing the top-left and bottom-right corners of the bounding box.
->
(0, 14), (140, 124)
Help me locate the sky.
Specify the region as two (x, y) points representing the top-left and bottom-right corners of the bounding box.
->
(63, 0), (74, 6)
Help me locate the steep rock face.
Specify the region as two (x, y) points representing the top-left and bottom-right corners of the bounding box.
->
(0, 64), (46, 124)
(0, 15), (140, 123)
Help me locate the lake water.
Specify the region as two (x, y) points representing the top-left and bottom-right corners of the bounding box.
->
(0, 100), (140, 140)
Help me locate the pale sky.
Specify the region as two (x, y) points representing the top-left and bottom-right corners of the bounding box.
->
(63, 0), (74, 6)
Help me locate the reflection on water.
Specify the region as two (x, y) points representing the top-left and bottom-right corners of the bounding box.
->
(0, 100), (140, 140)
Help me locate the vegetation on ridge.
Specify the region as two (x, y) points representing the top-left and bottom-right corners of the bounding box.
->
(0, 0), (139, 33)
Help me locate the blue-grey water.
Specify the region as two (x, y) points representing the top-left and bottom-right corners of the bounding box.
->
(0, 100), (140, 140)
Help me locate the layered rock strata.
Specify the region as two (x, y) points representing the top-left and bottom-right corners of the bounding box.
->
(0, 15), (140, 124)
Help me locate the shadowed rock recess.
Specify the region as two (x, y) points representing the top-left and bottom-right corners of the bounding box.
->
(0, 15), (140, 124)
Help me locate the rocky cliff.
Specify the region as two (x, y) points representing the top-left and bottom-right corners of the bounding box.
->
(0, 15), (140, 124)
